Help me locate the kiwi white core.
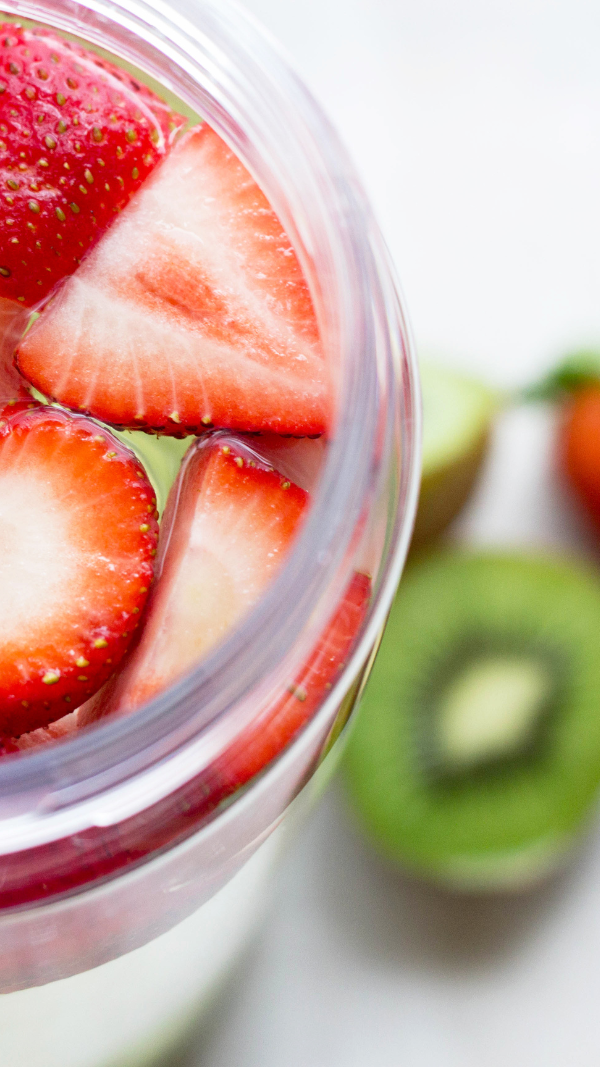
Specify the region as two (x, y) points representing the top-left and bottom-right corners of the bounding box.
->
(436, 656), (552, 772)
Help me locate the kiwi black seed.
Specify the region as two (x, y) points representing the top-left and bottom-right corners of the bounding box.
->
(412, 363), (498, 550)
(343, 552), (600, 891)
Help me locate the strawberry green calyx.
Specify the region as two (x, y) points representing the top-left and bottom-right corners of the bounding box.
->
(521, 350), (600, 402)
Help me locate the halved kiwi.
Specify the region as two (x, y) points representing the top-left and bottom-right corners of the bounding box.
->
(413, 363), (498, 549)
(343, 552), (600, 890)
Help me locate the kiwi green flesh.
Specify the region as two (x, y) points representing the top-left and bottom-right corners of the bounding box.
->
(412, 364), (497, 550)
(420, 363), (497, 475)
(113, 430), (192, 514)
(343, 553), (600, 890)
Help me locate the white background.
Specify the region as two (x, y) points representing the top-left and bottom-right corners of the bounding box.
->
(183, 1), (600, 1063)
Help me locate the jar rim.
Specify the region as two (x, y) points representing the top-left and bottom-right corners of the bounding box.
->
(0, 0), (421, 829)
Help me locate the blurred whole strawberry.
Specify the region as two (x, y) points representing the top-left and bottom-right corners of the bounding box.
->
(525, 350), (600, 534)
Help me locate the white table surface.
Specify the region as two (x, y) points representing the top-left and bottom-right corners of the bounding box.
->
(182, 1), (600, 1063)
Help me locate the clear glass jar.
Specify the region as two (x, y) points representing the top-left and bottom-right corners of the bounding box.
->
(0, 0), (420, 1063)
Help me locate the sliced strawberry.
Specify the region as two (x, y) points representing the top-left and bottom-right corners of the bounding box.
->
(83, 563), (370, 803)
(15, 708), (79, 751)
(209, 569), (371, 801)
(0, 297), (30, 400)
(0, 404), (158, 735)
(81, 436), (308, 719)
(80, 434), (370, 806)
(17, 125), (332, 437)
(0, 734), (19, 757)
(248, 434), (327, 492)
(0, 24), (184, 309)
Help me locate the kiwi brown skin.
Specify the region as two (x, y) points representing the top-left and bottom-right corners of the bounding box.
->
(342, 551), (600, 892)
(411, 429), (491, 551)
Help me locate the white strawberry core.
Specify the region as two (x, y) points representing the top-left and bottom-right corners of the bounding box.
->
(0, 472), (73, 638)
(150, 520), (268, 678)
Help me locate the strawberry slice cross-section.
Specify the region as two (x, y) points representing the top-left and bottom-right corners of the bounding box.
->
(17, 125), (332, 437)
(81, 435), (370, 811)
(0, 403), (158, 736)
(82, 436), (309, 718)
(0, 24), (184, 309)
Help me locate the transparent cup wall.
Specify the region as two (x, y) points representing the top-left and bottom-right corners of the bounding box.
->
(0, 0), (420, 1063)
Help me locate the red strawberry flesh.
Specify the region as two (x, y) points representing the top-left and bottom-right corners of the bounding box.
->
(0, 297), (30, 400)
(0, 734), (19, 756)
(248, 434), (327, 493)
(0, 24), (184, 308)
(210, 569), (371, 800)
(14, 708), (79, 751)
(0, 404), (158, 735)
(81, 436), (308, 718)
(17, 125), (332, 436)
